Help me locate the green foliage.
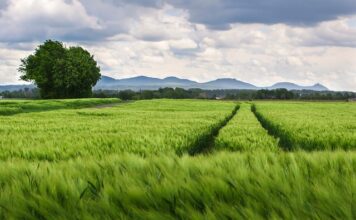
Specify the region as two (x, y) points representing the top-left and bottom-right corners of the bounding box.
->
(93, 88), (356, 101)
(253, 102), (356, 150)
(215, 103), (279, 151)
(0, 88), (39, 99)
(0, 152), (354, 219)
(19, 40), (101, 99)
(0, 106), (23, 115)
(256, 88), (295, 99)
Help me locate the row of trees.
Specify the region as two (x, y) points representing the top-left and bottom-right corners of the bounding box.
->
(0, 88), (40, 99)
(94, 88), (205, 100)
(2, 87), (355, 100)
(92, 88), (356, 101)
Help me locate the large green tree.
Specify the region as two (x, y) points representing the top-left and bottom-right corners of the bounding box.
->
(19, 40), (101, 98)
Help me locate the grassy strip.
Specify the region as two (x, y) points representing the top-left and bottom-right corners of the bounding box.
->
(0, 107), (23, 115)
(188, 103), (239, 155)
(215, 103), (279, 152)
(251, 104), (292, 151)
(0, 98), (121, 116)
(0, 151), (354, 219)
(252, 102), (356, 150)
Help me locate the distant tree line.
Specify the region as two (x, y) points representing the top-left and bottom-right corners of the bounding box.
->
(0, 88), (40, 99)
(94, 88), (204, 100)
(1, 87), (355, 101)
(93, 88), (356, 101)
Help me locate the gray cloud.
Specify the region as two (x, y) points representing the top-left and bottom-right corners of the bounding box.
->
(0, 0), (9, 9)
(0, 0), (105, 43)
(91, 0), (163, 8)
(169, 0), (356, 28)
(1, 0), (356, 44)
(0, 0), (158, 43)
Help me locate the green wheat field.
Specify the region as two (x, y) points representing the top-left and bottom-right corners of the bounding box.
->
(0, 99), (355, 219)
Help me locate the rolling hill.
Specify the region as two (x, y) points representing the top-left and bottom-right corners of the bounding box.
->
(94, 75), (328, 91)
(268, 82), (329, 91)
(1, 75), (329, 91)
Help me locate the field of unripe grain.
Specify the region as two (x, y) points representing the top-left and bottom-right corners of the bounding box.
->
(0, 99), (355, 219)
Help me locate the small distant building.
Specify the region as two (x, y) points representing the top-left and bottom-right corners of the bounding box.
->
(0, 96), (3, 100)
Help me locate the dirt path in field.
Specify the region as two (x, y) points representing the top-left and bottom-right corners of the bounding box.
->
(91, 101), (134, 109)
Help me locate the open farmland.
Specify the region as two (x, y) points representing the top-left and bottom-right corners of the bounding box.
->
(0, 99), (355, 219)
(0, 99), (236, 160)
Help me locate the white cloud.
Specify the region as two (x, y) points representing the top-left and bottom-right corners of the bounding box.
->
(0, 44), (31, 84)
(128, 5), (192, 41)
(169, 38), (197, 50)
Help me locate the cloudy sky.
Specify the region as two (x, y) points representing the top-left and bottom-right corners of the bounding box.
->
(0, 0), (356, 91)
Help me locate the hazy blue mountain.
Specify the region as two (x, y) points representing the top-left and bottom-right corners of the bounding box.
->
(116, 76), (162, 85)
(162, 77), (197, 85)
(199, 78), (258, 90)
(1, 75), (329, 92)
(94, 75), (198, 90)
(94, 76), (261, 90)
(94, 76), (329, 91)
(269, 82), (328, 91)
(98, 76), (117, 84)
(0, 84), (35, 92)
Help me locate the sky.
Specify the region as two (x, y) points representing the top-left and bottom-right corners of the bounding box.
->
(0, 0), (355, 91)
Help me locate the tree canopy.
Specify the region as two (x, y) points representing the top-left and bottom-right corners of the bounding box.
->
(19, 40), (101, 99)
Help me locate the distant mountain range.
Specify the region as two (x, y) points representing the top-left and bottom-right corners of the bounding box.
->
(0, 84), (35, 92)
(94, 75), (329, 91)
(0, 75), (329, 92)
